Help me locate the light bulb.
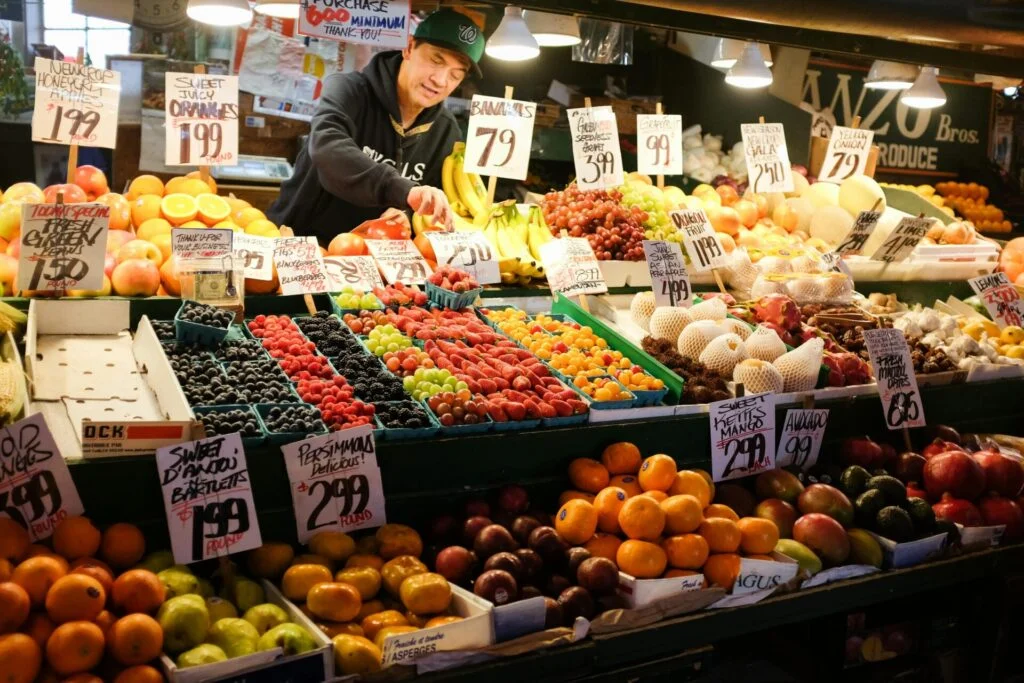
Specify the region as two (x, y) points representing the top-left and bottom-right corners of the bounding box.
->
(485, 6), (540, 61)
(725, 42), (772, 89)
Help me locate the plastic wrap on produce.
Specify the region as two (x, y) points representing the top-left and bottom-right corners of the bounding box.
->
(750, 273), (855, 305)
(572, 18), (633, 65)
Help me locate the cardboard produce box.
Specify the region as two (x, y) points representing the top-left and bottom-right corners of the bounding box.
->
(380, 585), (495, 668)
(867, 530), (949, 568)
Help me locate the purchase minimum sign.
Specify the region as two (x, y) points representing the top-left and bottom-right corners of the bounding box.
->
(17, 203), (108, 292)
(863, 328), (925, 429)
(165, 73), (239, 166)
(32, 57), (121, 149)
(464, 95), (536, 182)
(671, 209), (728, 272)
(741, 123), (794, 194)
(710, 392), (776, 482)
(298, 0), (411, 48)
(568, 106), (624, 191)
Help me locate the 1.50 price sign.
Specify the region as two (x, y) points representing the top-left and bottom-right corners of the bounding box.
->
(464, 95), (536, 182)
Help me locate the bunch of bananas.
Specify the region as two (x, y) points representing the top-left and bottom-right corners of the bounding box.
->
(442, 142), (488, 221)
(483, 202), (552, 285)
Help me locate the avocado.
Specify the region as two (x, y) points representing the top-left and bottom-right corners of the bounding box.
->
(876, 505), (915, 542)
(900, 497), (935, 533)
(840, 466), (872, 498)
(855, 489), (887, 529)
(866, 475), (907, 505)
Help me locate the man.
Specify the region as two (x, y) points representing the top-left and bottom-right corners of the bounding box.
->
(268, 9), (483, 243)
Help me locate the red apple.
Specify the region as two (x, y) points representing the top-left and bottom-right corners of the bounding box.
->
(67, 275), (112, 297)
(106, 230), (134, 254)
(5, 238), (20, 259)
(104, 254), (116, 279)
(116, 239), (163, 266)
(754, 498), (798, 538)
(110, 258), (160, 297)
(73, 165), (109, 197)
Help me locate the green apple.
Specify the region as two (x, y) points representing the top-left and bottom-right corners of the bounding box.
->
(220, 578), (265, 613)
(177, 643), (228, 668)
(206, 597), (238, 622)
(158, 595), (210, 654)
(158, 567), (200, 599)
(135, 550), (175, 573)
(257, 623), (316, 656)
(243, 603), (289, 636)
(207, 617), (260, 658)
(196, 577), (215, 599)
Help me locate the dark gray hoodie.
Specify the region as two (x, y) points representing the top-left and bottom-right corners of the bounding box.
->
(267, 51), (461, 244)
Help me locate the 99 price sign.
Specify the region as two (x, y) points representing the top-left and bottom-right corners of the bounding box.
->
(637, 114), (683, 176)
(463, 95), (537, 182)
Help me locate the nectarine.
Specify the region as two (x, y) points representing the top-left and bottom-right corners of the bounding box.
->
(116, 240), (163, 267)
(111, 259), (160, 297)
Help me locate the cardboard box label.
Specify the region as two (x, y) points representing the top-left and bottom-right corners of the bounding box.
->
(81, 421), (194, 457)
(733, 557), (798, 595)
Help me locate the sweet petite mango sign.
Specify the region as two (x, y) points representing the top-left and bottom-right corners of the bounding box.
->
(298, 0), (410, 48)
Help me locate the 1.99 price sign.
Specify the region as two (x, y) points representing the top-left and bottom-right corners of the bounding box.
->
(32, 58), (121, 149)
(463, 95), (536, 182)
(164, 73), (239, 166)
(709, 393), (776, 482)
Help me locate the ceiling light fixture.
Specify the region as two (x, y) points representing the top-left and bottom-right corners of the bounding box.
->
(724, 42), (773, 89)
(523, 9), (580, 47)
(901, 67), (947, 109)
(187, 0), (253, 26)
(254, 0), (297, 18)
(485, 6), (540, 61)
(864, 60), (918, 90)
(711, 38), (772, 69)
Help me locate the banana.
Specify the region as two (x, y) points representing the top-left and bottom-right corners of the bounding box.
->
(441, 153), (458, 205)
(453, 141), (466, 155)
(453, 214), (481, 233)
(500, 272), (518, 285)
(412, 213), (426, 236)
(450, 198), (470, 219)
(483, 222), (500, 253)
(527, 219), (553, 263)
(452, 152), (486, 218)
(496, 220), (529, 260)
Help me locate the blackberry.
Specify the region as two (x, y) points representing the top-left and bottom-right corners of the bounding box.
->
(199, 408), (261, 438)
(262, 405), (325, 435)
(179, 300), (234, 328)
(296, 314), (364, 356)
(375, 401), (432, 429)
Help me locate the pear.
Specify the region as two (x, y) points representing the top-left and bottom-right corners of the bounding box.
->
(207, 617), (260, 658)
(205, 597), (238, 622)
(257, 623), (316, 655)
(177, 643), (227, 668)
(158, 567), (199, 599)
(220, 577), (265, 613)
(158, 595), (210, 654)
(243, 603), (289, 635)
(135, 550), (175, 573)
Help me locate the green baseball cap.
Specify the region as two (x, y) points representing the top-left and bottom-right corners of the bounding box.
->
(414, 9), (484, 77)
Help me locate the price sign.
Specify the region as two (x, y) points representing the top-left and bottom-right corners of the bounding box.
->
(32, 57), (121, 149)
(426, 231), (499, 285)
(324, 255), (385, 292)
(820, 251), (852, 277)
(968, 272), (1024, 330)
(231, 233), (275, 281)
(463, 95), (536, 182)
(172, 228), (233, 263)
(568, 106), (624, 191)
(273, 236), (330, 295)
(540, 237), (608, 297)
(0, 414), (84, 541)
(298, 0), (411, 48)
(776, 409), (829, 469)
(156, 432), (262, 565)
(636, 114), (683, 176)
(281, 424), (386, 542)
(709, 392), (776, 482)
(869, 216), (932, 263)
(863, 328), (926, 430)
(818, 126), (874, 184)
(642, 240), (690, 307)
(365, 239), (433, 285)
(741, 123), (794, 194)
(670, 209), (728, 272)
(834, 210), (882, 257)
(17, 203), (108, 292)
(164, 73), (239, 166)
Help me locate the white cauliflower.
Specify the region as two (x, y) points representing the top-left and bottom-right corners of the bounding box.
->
(895, 316), (923, 338)
(918, 310), (941, 333)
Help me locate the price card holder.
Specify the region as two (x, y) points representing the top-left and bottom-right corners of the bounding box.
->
(834, 209), (882, 257)
(17, 202), (109, 293)
(568, 104), (624, 191)
(776, 408), (829, 469)
(869, 216), (932, 264)
(539, 237), (608, 298)
(817, 126), (874, 184)
(165, 71), (239, 167)
(32, 54), (121, 154)
(282, 425), (385, 542)
(464, 93), (535, 184)
(426, 231), (499, 285)
(863, 328), (926, 430)
(231, 233), (276, 282)
(709, 392), (776, 482)
(273, 236), (330, 296)
(157, 432), (262, 565)
(968, 272), (1024, 330)
(642, 240), (690, 307)
(365, 239), (433, 285)
(670, 210), (729, 290)
(0, 414), (84, 541)
(741, 120), (794, 194)
(637, 111), (683, 180)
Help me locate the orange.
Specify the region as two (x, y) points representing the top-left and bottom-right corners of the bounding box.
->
(0, 559), (10, 581)
(558, 490), (595, 506)
(399, 572), (450, 615)
(99, 523), (145, 570)
(375, 524), (422, 560)
(360, 609), (407, 641)
(23, 613), (55, 647)
(106, 614), (163, 666)
(233, 206), (267, 227)
(61, 674), (103, 683)
(703, 504), (740, 522)
(555, 499), (599, 545)
(601, 442), (642, 475)
(617, 495), (666, 541)
(52, 517), (101, 561)
(345, 554), (384, 571)
(584, 533), (622, 561)
(45, 621), (105, 675)
(703, 553), (741, 590)
(160, 193), (198, 225)
(0, 581), (30, 632)
(593, 487), (628, 534)
(355, 599), (384, 622)
(669, 470), (711, 507)
(69, 559), (113, 598)
(736, 517), (779, 555)
(0, 518), (29, 563)
(179, 219), (207, 228)
(695, 469), (716, 501)
(25, 544), (53, 559)
(244, 218), (281, 237)
(163, 176), (189, 196)
(212, 220), (241, 231)
(11, 556), (67, 607)
(129, 195), (162, 228)
(662, 534), (709, 570)
(661, 495), (704, 534)
(176, 178), (212, 198)
(638, 454), (677, 492)
(609, 474), (642, 497)
(111, 570), (165, 615)
(292, 553), (334, 571)
(186, 170), (218, 194)
(114, 666), (164, 683)
(335, 567), (381, 600)
(45, 574), (106, 623)
(282, 564), (333, 602)
(308, 582), (363, 623)
(135, 217), (172, 242)
(616, 540), (667, 578)
(0, 632), (42, 683)
(126, 175), (164, 201)
(424, 615), (462, 628)
(699, 517), (742, 554)
(93, 610), (116, 636)
(641, 490), (668, 502)
(95, 193), (131, 230)
(196, 193), (231, 225)
(568, 458), (610, 494)
(224, 196), (251, 214)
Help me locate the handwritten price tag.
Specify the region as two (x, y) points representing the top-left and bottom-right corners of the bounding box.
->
(863, 328), (925, 430)
(776, 409), (829, 469)
(540, 237), (608, 297)
(172, 228), (233, 263)
(281, 424), (386, 543)
(710, 392), (776, 482)
(157, 432), (262, 565)
(642, 240), (690, 307)
(17, 203), (108, 292)
(274, 236), (330, 295)
(834, 210), (882, 257)
(0, 414), (84, 541)
(298, 0), (411, 48)
(426, 231), (499, 285)
(231, 233), (275, 281)
(568, 106), (624, 191)
(869, 217), (932, 263)
(670, 209), (728, 272)
(365, 239), (433, 285)
(324, 255), (385, 292)
(741, 123), (794, 194)
(165, 72), (239, 166)
(968, 272), (1024, 330)
(464, 95), (536, 182)
(818, 126), (874, 184)
(637, 114), (683, 176)
(32, 57), (121, 149)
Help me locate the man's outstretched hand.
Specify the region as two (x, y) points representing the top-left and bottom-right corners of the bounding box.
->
(407, 186), (454, 231)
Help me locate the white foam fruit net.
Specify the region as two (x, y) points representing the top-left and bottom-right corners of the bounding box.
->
(689, 297), (728, 321)
(721, 317), (753, 340)
(773, 337), (824, 392)
(649, 306), (693, 342)
(746, 324), (787, 362)
(699, 333), (749, 376)
(677, 320), (726, 359)
(733, 359), (785, 394)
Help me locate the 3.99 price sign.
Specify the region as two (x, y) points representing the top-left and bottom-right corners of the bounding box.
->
(568, 106), (624, 191)
(710, 392), (776, 482)
(164, 73), (239, 166)
(863, 328), (926, 430)
(32, 57), (121, 149)
(463, 95), (536, 182)
(282, 424), (386, 542)
(741, 123), (794, 194)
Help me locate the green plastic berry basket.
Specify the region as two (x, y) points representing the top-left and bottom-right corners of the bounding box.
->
(174, 302), (231, 346)
(426, 282), (482, 310)
(569, 374), (636, 410)
(374, 400), (440, 440)
(193, 404), (267, 449)
(329, 293), (385, 318)
(255, 403), (329, 446)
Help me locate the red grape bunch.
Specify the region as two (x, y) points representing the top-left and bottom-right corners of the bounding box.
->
(541, 186), (647, 261)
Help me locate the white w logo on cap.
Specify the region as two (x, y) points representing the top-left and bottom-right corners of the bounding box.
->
(458, 24), (479, 44)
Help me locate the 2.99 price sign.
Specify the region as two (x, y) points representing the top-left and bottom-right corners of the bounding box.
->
(32, 58), (121, 149)
(463, 95), (536, 182)
(164, 73), (239, 166)
(863, 328), (926, 430)
(709, 392), (776, 482)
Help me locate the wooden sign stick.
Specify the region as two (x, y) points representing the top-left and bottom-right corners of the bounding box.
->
(851, 115), (862, 129)
(278, 225), (318, 316)
(65, 48), (85, 186)
(655, 102), (664, 190)
(194, 64), (211, 185)
(485, 85), (513, 208)
(575, 97), (597, 313)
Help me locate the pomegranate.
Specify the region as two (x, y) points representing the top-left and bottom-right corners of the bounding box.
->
(840, 437), (883, 469)
(978, 495), (1024, 541)
(972, 450), (1024, 497)
(906, 482), (929, 501)
(922, 439), (963, 460)
(932, 493), (983, 527)
(923, 450), (985, 501)
(893, 452), (927, 485)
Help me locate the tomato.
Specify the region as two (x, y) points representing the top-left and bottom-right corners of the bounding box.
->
(328, 233), (367, 256)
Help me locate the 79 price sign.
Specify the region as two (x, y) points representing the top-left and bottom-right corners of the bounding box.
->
(463, 95), (537, 182)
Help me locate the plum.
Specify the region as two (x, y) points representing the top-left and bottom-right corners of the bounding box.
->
(483, 551), (523, 581)
(434, 546), (476, 584)
(474, 569), (518, 606)
(463, 516), (493, 545)
(528, 526), (569, 564)
(558, 586), (596, 623)
(474, 524), (518, 559)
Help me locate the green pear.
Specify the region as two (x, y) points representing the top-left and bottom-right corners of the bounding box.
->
(257, 623), (316, 656)
(158, 595), (210, 654)
(135, 550), (175, 573)
(243, 603), (289, 635)
(206, 597), (238, 622)
(220, 578), (265, 613)
(176, 643), (228, 668)
(158, 567), (200, 599)
(177, 594), (207, 609)
(196, 577), (215, 599)
(206, 617), (260, 658)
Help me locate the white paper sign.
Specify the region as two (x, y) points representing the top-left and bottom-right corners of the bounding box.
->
(642, 240), (690, 307)
(426, 231), (499, 285)
(164, 72), (239, 166)
(709, 392), (776, 482)
(568, 106), (624, 190)
(968, 272), (1024, 330)
(539, 238), (608, 297)
(324, 255), (385, 292)
(636, 114), (683, 176)
(670, 209), (728, 272)
(732, 557), (799, 595)
(776, 408), (829, 469)
(281, 424), (386, 543)
(869, 216), (932, 263)
(298, 0), (411, 48)
(365, 239), (432, 285)
(274, 235), (330, 295)
(156, 432), (262, 565)
(863, 328), (926, 429)
(172, 228), (234, 262)
(463, 95), (536, 182)
(834, 210), (882, 257)
(741, 123), (794, 193)
(17, 203), (108, 292)
(0, 414), (84, 541)
(32, 57), (121, 149)
(818, 126), (874, 184)
(232, 233), (275, 281)
(820, 251), (852, 277)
